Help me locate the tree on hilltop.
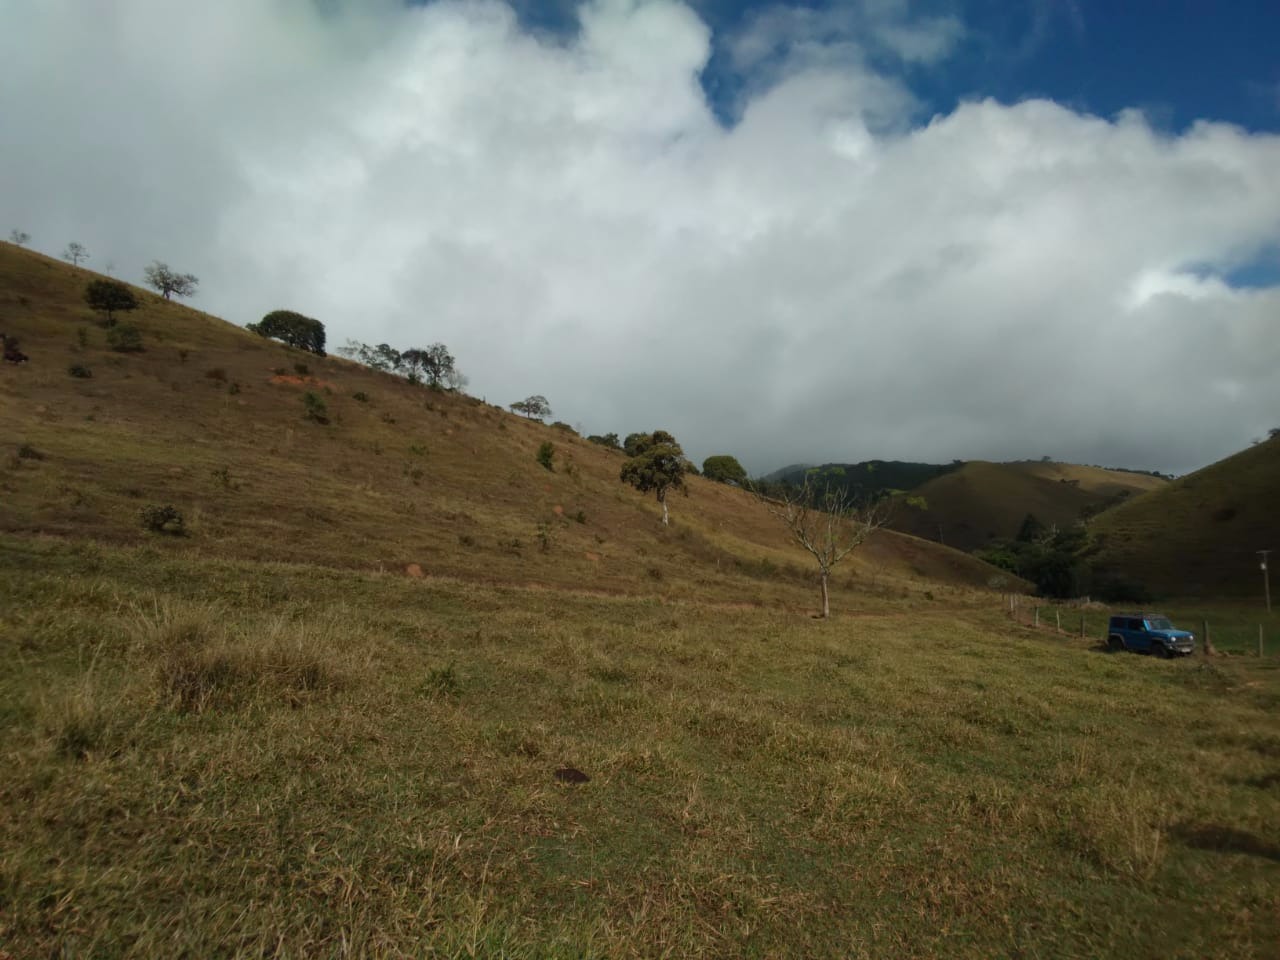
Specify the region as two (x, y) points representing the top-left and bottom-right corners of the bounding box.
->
(84, 279), (139, 326)
(62, 242), (88, 267)
(620, 430), (690, 526)
(9, 230), (30, 246)
(511, 395), (551, 420)
(402, 343), (456, 387)
(702, 454), (748, 486)
(144, 262), (199, 301)
(247, 309), (326, 356)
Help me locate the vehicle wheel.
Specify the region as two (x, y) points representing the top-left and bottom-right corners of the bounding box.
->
(1152, 643), (1169, 659)
(1108, 635), (1124, 652)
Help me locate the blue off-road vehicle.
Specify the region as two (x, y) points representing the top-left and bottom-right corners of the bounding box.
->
(1107, 614), (1196, 657)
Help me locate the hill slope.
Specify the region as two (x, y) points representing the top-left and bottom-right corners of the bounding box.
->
(0, 242), (1006, 608)
(1089, 438), (1280, 598)
(889, 460), (1166, 553)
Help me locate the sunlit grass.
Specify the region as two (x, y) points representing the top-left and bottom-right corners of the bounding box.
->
(2, 539), (1277, 957)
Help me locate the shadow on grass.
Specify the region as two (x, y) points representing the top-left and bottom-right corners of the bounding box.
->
(1172, 823), (1280, 862)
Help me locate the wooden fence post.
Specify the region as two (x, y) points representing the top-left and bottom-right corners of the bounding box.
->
(1034, 607), (1039, 628)
(1055, 609), (1061, 633)
(1080, 614), (1085, 638)
(1260, 625), (1265, 658)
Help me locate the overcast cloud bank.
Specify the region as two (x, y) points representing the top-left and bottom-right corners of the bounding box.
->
(3, 0), (1278, 475)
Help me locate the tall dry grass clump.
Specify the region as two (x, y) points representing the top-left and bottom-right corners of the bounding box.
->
(131, 599), (356, 712)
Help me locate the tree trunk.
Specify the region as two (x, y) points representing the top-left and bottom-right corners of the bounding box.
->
(820, 570), (830, 619)
(660, 494), (669, 526)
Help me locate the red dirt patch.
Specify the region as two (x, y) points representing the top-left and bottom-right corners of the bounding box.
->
(405, 563), (424, 579)
(552, 505), (564, 516)
(585, 551), (601, 562)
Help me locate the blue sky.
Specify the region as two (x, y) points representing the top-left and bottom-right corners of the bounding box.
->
(4, 0), (1279, 473)
(505, 0), (1280, 134)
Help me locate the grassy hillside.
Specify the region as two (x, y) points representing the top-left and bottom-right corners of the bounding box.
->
(0, 241), (1000, 609)
(4, 243), (1278, 957)
(1090, 438), (1280, 598)
(889, 461), (1164, 553)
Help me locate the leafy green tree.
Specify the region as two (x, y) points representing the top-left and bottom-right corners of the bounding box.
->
(83, 279), (138, 325)
(1016, 513), (1046, 543)
(402, 343), (455, 387)
(143, 261), (199, 300)
(702, 454), (747, 486)
(248, 310), (326, 356)
(754, 476), (890, 619)
(619, 430), (690, 526)
(511, 395), (551, 420)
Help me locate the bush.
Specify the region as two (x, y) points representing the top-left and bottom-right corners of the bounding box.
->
(302, 391), (329, 424)
(139, 504), (185, 535)
(17, 444), (43, 460)
(293, 362), (309, 376)
(68, 364), (92, 379)
(537, 441), (555, 471)
(702, 455), (748, 486)
(248, 309), (326, 356)
(106, 324), (144, 352)
(551, 421), (578, 435)
(84, 278), (138, 325)
(205, 368), (227, 382)
(352, 391), (369, 402)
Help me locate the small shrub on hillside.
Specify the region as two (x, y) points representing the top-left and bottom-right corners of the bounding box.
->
(302, 391), (329, 424)
(76, 328), (89, 349)
(458, 533), (476, 547)
(205, 367), (227, 382)
(352, 391), (369, 402)
(228, 382), (240, 395)
(139, 504), (185, 535)
(106, 323), (144, 353)
(18, 443), (44, 460)
(273, 366), (286, 375)
(573, 509), (586, 524)
(293, 362), (309, 376)
(178, 348), (189, 364)
(380, 412), (396, 425)
(537, 441), (555, 471)
(551, 421), (578, 435)
(536, 522), (554, 552)
(68, 364), (92, 379)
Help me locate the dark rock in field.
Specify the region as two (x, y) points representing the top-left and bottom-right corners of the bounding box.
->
(554, 765), (590, 784)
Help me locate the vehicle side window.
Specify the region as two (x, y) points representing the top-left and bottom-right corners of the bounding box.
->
(1128, 619), (1144, 630)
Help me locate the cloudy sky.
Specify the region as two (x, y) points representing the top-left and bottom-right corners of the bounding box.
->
(3, 0), (1278, 476)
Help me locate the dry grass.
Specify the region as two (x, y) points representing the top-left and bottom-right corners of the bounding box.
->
(890, 460), (1162, 552)
(1090, 438), (1280, 598)
(0, 240), (1001, 619)
(2, 538), (1278, 958)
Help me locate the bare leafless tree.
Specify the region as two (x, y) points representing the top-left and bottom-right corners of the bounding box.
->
(754, 477), (891, 619)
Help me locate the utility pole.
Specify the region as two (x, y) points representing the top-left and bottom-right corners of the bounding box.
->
(1260, 550), (1273, 614)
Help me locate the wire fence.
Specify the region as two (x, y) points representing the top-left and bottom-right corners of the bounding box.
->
(1003, 595), (1277, 656)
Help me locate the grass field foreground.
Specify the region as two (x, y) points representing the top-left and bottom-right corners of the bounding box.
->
(2, 538), (1278, 958)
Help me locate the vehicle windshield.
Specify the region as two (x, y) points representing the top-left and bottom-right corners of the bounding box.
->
(1145, 618), (1173, 631)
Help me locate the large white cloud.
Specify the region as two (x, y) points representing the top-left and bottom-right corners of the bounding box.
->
(3, 0), (1278, 475)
